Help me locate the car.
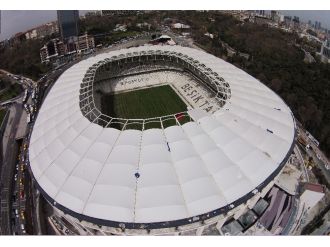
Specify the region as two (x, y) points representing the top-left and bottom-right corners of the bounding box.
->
(23, 144), (28, 151)
(325, 165), (330, 170)
(316, 154), (321, 160)
(20, 211), (25, 220)
(20, 191), (24, 199)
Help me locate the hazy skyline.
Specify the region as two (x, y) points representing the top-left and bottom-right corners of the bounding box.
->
(281, 10), (330, 28)
(0, 10), (330, 41)
(0, 10), (88, 41)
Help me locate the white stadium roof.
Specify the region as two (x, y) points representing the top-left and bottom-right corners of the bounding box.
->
(28, 45), (295, 227)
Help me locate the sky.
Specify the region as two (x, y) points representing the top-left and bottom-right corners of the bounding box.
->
(0, 10), (56, 41)
(1, 10), (330, 41)
(280, 10), (330, 28)
(0, 10), (88, 41)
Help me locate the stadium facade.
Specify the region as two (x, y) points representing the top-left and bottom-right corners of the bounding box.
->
(27, 45), (296, 235)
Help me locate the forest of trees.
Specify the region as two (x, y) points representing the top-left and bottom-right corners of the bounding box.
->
(0, 38), (50, 81)
(0, 75), (23, 102)
(78, 14), (158, 46)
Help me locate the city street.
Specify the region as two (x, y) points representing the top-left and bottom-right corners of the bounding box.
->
(0, 70), (37, 235)
(296, 124), (330, 183)
(0, 103), (23, 234)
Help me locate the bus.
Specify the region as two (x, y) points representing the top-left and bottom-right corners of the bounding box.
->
(297, 136), (308, 148)
(22, 89), (28, 103)
(27, 114), (31, 124)
(307, 132), (319, 147)
(31, 89), (36, 99)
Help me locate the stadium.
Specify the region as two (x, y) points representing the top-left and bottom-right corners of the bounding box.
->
(27, 45), (296, 235)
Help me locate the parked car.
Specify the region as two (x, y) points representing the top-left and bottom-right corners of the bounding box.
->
(20, 211), (25, 220)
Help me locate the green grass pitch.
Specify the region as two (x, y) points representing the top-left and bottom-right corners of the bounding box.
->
(101, 85), (188, 120)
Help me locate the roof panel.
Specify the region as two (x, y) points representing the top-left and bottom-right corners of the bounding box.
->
(29, 45), (295, 225)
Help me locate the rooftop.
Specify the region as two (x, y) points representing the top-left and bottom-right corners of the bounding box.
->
(304, 183), (325, 194)
(28, 45), (295, 228)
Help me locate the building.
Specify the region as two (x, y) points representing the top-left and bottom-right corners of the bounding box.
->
(255, 10), (265, 16)
(101, 10), (137, 16)
(9, 32), (26, 46)
(300, 183), (325, 211)
(57, 41), (66, 55)
(315, 21), (322, 30)
(37, 22), (59, 38)
(57, 10), (79, 41)
(39, 46), (48, 63)
(84, 11), (102, 17)
(149, 35), (176, 45)
(172, 23), (191, 29)
(113, 24), (127, 32)
(28, 45), (296, 235)
(204, 33), (214, 39)
(308, 20), (312, 27)
(25, 22), (59, 40)
(270, 11), (280, 23)
(319, 39), (330, 63)
(40, 34), (95, 63)
(136, 22), (151, 30)
(0, 39), (10, 48)
(283, 16), (292, 28)
(75, 33), (95, 52)
(40, 39), (66, 63)
(292, 16), (300, 30)
(25, 29), (38, 40)
(254, 15), (271, 26)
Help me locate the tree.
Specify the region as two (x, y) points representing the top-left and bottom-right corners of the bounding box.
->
(270, 78), (282, 92)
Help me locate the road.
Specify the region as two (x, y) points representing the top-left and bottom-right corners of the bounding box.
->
(0, 69), (36, 89)
(306, 148), (330, 182)
(294, 122), (330, 185)
(0, 103), (23, 234)
(297, 124), (329, 167)
(294, 145), (309, 182)
(0, 68), (37, 235)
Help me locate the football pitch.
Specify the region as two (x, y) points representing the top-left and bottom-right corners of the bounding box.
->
(101, 85), (188, 120)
